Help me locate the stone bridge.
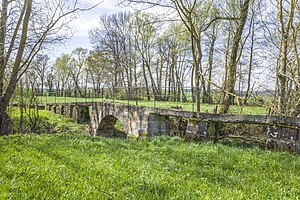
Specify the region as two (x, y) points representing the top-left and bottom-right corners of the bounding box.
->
(44, 101), (300, 153)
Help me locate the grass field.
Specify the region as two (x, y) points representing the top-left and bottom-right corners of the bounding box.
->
(38, 96), (268, 115)
(1, 114), (300, 200)
(1, 134), (300, 199)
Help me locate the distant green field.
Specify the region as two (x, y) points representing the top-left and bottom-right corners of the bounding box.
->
(38, 96), (268, 115)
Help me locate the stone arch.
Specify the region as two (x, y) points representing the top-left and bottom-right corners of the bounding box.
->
(97, 115), (126, 137)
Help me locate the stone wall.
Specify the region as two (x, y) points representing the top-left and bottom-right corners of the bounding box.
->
(266, 126), (300, 152)
(44, 102), (300, 154)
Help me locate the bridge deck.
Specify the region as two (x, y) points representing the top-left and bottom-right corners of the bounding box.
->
(42, 102), (300, 128)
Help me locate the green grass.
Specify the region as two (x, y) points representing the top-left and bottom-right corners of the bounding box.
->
(38, 96), (268, 115)
(9, 107), (87, 134)
(1, 114), (300, 200)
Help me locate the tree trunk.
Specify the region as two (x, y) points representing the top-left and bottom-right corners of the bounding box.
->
(0, 0), (8, 96)
(206, 24), (217, 104)
(142, 61), (151, 100)
(277, 0), (296, 114)
(220, 0), (250, 114)
(244, 14), (255, 105)
(0, 0), (32, 134)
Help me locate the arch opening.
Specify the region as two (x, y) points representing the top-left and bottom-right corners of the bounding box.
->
(97, 115), (126, 138)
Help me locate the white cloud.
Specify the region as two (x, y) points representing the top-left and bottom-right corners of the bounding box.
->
(71, 0), (131, 37)
(52, 0), (129, 57)
(52, 0), (166, 58)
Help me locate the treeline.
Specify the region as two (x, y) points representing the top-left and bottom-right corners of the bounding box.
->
(23, 0), (300, 117)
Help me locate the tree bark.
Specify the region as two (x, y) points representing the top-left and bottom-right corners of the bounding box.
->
(0, 0), (32, 134)
(206, 24), (217, 104)
(277, 0), (296, 114)
(244, 12), (255, 105)
(220, 0), (250, 114)
(0, 0), (8, 96)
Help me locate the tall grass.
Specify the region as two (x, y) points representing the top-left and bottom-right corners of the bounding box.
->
(8, 107), (87, 134)
(1, 132), (299, 199)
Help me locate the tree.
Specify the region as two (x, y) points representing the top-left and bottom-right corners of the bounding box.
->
(69, 47), (89, 97)
(0, 0), (97, 134)
(276, 0), (298, 114)
(53, 54), (71, 96)
(219, 0), (251, 114)
(46, 66), (55, 94)
(243, 0), (262, 105)
(156, 24), (191, 101)
(86, 51), (109, 96)
(31, 54), (50, 94)
(122, 0), (239, 111)
(90, 12), (134, 93)
(132, 12), (160, 100)
(257, 0), (300, 116)
(204, 22), (219, 104)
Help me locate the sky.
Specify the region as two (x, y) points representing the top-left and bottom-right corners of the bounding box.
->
(53, 0), (127, 58)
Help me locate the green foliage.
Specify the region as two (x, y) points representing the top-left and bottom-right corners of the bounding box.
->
(113, 120), (127, 138)
(0, 133), (300, 199)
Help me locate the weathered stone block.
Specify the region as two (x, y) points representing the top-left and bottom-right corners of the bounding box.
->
(59, 105), (65, 115)
(65, 105), (74, 118)
(185, 121), (208, 141)
(168, 116), (187, 137)
(72, 106), (90, 123)
(266, 125), (299, 152)
(147, 114), (170, 136)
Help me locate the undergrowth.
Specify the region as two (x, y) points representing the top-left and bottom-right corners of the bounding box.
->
(8, 107), (87, 134)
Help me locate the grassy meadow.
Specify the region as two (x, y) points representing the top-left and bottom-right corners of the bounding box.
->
(1, 133), (300, 199)
(1, 110), (300, 199)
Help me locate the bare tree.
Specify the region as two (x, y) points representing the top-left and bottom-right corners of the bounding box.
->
(276, 0), (298, 114)
(69, 47), (89, 97)
(31, 54), (50, 94)
(0, 0), (98, 134)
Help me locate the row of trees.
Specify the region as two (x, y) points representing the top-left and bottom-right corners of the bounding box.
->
(23, 48), (91, 97)
(116, 0), (300, 116)
(23, 0), (300, 118)
(89, 12), (192, 101)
